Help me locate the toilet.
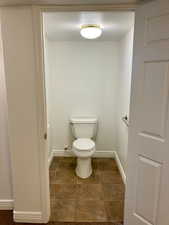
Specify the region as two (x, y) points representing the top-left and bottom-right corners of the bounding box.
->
(70, 117), (98, 179)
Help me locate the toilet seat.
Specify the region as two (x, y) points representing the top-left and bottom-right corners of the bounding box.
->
(73, 138), (95, 151)
(73, 138), (96, 158)
(72, 138), (96, 178)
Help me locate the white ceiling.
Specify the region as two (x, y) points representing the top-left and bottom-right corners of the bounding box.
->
(44, 11), (135, 41)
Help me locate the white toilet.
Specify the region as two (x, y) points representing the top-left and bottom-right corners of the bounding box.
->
(70, 117), (98, 179)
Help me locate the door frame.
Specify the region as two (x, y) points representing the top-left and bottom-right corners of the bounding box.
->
(32, 4), (137, 222)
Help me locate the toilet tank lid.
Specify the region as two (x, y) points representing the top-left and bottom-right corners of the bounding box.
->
(70, 117), (98, 124)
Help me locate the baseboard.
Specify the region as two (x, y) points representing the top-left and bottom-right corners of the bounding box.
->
(52, 149), (74, 157)
(52, 149), (114, 158)
(113, 151), (126, 185)
(48, 150), (54, 167)
(93, 150), (114, 158)
(0, 199), (13, 210)
(14, 211), (42, 223)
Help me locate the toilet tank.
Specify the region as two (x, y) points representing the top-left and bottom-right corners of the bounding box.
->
(70, 117), (98, 139)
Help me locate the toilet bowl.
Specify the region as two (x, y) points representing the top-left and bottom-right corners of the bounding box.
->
(73, 138), (96, 178)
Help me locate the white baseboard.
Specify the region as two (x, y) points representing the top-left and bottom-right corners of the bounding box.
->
(93, 150), (114, 158)
(48, 150), (54, 167)
(0, 199), (13, 210)
(52, 149), (74, 157)
(52, 149), (114, 158)
(14, 211), (42, 223)
(113, 151), (126, 185)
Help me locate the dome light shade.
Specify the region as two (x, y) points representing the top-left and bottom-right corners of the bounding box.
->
(80, 25), (102, 39)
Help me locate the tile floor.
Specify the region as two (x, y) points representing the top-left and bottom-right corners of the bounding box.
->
(49, 157), (125, 223)
(0, 210), (123, 225)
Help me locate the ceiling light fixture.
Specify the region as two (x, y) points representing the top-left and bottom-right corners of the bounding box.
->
(80, 24), (102, 39)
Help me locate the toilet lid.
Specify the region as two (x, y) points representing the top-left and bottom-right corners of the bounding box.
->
(73, 138), (95, 151)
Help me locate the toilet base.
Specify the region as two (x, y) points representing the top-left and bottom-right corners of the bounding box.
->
(76, 157), (92, 179)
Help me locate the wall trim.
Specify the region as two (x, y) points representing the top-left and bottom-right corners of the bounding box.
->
(93, 150), (114, 158)
(113, 151), (126, 185)
(0, 199), (14, 210)
(0, 2), (138, 11)
(14, 211), (42, 223)
(48, 150), (54, 167)
(52, 149), (114, 158)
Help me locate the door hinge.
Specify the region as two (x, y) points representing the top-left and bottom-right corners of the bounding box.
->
(44, 133), (47, 140)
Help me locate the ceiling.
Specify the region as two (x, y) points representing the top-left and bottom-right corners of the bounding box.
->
(44, 11), (134, 41)
(0, 0), (139, 6)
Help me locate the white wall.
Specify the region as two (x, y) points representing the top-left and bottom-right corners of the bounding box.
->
(116, 27), (134, 172)
(45, 41), (119, 153)
(0, 6), (49, 222)
(0, 20), (13, 206)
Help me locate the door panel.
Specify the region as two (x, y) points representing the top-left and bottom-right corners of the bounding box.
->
(141, 61), (169, 139)
(146, 13), (169, 44)
(135, 156), (161, 224)
(125, 1), (169, 225)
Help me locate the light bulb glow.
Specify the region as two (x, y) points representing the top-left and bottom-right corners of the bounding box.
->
(80, 25), (102, 39)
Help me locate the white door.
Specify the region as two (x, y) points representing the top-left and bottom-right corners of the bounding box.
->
(125, 0), (169, 225)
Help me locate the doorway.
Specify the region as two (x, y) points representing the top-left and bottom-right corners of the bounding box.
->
(42, 10), (134, 223)
(2, 1), (169, 224)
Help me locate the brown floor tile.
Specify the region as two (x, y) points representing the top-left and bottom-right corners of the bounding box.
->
(59, 161), (76, 171)
(50, 158), (60, 171)
(93, 158), (119, 172)
(50, 183), (56, 198)
(102, 184), (125, 201)
(58, 157), (76, 170)
(50, 171), (57, 184)
(75, 200), (107, 222)
(54, 168), (77, 184)
(104, 201), (124, 223)
(99, 171), (123, 184)
(58, 157), (76, 163)
(76, 170), (100, 184)
(49, 157), (124, 223)
(77, 184), (103, 200)
(92, 158), (98, 170)
(51, 184), (77, 199)
(50, 199), (76, 222)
